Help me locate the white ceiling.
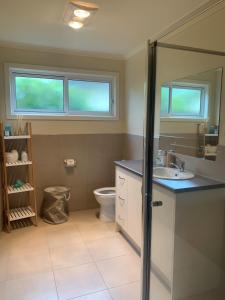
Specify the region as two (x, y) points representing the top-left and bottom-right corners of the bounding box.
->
(0, 0), (210, 58)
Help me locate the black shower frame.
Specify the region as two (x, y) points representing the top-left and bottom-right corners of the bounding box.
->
(142, 40), (225, 300)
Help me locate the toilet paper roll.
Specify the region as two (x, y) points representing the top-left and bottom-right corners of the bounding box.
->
(64, 159), (76, 167)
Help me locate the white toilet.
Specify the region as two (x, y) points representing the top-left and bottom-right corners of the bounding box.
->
(93, 187), (116, 222)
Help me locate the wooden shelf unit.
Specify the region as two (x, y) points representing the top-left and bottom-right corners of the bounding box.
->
(6, 161), (32, 167)
(0, 122), (38, 232)
(4, 135), (31, 140)
(7, 183), (34, 194)
(8, 206), (36, 221)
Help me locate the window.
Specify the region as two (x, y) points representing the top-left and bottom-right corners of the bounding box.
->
(15, 76), (64, 113)
(7, 65), (118, 119)
(68, 80), (110, 113)
(161, 83), (208, 119)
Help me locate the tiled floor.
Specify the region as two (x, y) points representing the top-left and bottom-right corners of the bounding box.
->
(0, 209), (141, 300)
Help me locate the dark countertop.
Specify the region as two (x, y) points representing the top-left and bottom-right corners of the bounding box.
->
(114, 160), (225, 193)
(115, 160), (143, 177)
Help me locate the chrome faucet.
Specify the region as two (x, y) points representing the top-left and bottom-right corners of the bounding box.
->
(170, 157), (185, 172)
(166, 151), (185, 172)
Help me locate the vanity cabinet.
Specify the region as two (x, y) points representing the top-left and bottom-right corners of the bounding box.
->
(115, 166), (142, 247)
(151, 184), (175, 287)
(152, 184), (225, 300)
(116, 164), (225, 300)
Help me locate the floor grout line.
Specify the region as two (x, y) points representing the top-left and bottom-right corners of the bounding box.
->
(51, 269), (60, 300)
(48, 237), (60, 300)
(64, 288), (110, 300)
(91, 254), (113, 299)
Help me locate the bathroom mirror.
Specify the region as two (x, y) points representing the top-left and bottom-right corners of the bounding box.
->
(159, 67), (223, 160)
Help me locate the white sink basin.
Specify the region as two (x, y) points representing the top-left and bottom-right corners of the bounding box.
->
(153, 167), (194, 180)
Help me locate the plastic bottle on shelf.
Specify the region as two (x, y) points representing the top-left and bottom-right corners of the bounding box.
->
(21, 151), (28, 162)
(4, 124), (12, 136)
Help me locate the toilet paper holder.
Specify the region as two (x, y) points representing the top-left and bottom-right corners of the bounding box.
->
(64, 159), (77, 168)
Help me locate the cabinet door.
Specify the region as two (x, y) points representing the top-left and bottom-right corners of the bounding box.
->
(115, 167), (128, 230)
(127, 173), (143, 247)
(151, 184), (175, 286)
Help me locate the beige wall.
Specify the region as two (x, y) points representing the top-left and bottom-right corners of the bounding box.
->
(160, 4), (225, 53)
(0, 45), (125, 135)
(33, 134), (124, 213)
(125, 48), (147, 136)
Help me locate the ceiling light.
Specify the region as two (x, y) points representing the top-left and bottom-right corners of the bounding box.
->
(63, 1), (99, 29)
(74, 9), (90, 19)
(68, 20), (83, 29)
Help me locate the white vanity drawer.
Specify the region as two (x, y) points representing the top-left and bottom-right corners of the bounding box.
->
(116, 193), (128, 228)
(116, 212), (127, 228)
(117, 195), (127, 215)
(115, 165), (143, 248)
(116, 168), (128, 199)
(115, 167), (128, 229)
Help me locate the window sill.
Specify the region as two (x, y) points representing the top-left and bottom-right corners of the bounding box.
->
(160, 117), (207, 122)
(7, 114), (119, 121)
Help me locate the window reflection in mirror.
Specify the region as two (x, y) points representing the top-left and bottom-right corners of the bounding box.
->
(159, 67), (223, 161)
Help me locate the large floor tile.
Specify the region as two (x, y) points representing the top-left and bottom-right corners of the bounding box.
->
(6, 227), (48, 256)
(0, 209), (140, 300)
(0, 272), (58, 300)
(7, 241), (49, 257)
(44, 222), (78, 232)
(73, 290), (112, 300)
(50, 241), (93, 269)
(77, 222), (117, 242)
(96, 254), (141, 288)
(109, 282), (140, 300)
(70, 209), (100, 225)
(54, 263), (106, 300)
(46, 224), (83, 248)
(106, 222), (118, 232)
(87, 235), (133, 261)
(0, 236), (9, 283)
(0, 255), (8, 282)
(7, 250), (52, 280)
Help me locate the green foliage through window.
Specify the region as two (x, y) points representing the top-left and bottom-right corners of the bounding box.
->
(11, 70), (115, 117)
(68, 80), (110, 112)
(171, 88), (201, 115)
(15, 77), (64, 112)
(161, 85), (204, 117)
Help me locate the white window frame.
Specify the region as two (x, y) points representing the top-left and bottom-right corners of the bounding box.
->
(160, 81), (209, 121)
(5, 63), (119, 120)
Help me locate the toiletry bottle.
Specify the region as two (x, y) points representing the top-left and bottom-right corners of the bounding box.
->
(21, 151), (28, 162)
(4, 124), (12, 136)
(155, 150), (166, 166)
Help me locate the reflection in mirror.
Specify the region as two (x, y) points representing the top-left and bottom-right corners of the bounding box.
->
(159, 67), (223, 160)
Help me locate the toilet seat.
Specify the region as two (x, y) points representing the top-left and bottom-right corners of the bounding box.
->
(94, 187), (116, 197)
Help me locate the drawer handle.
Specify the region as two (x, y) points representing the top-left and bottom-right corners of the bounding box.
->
(119, 196), (125, 205)
(152, 201), (163, 207)
(119, 176), (126, 181)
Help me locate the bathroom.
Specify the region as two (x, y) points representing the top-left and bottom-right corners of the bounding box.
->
(1, 1), (225, 300)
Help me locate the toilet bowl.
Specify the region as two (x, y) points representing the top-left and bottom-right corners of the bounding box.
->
(93, 187), (116, 222)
